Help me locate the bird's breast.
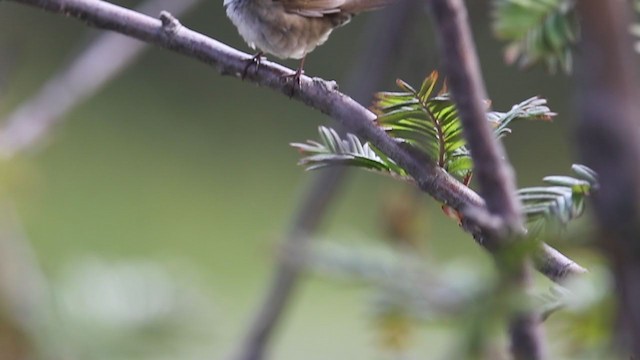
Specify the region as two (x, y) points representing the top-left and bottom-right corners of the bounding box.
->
(225, 0), (351, 59)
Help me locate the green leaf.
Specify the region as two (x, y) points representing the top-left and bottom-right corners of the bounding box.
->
(291, 126), (410, 180)
(492, 0), (577, 73)
(489, 96), (556, 137)
(518, 164), (598, 238)
(446, 156), (474, 179)
(571, 164), (599, 186)
(293, 73), (556, 186)
(417, 71), (439, 103)
(371, 72), (555, 181)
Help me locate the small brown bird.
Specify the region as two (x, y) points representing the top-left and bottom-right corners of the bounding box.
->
(224, 0), (393, 80)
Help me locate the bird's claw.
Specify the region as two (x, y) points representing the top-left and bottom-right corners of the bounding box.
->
(242, 52), (264, 80)
(282, 68), (303, 97)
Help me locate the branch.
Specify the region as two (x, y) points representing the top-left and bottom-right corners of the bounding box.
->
(576, 0), (640, 356)
(5, 0), (585, 284)
(0, 0), (202, 158)
(427, 0), (545, 357)
(230, 168), (346, 360)
(229, 3), (419, 359)
(0, 202), (49, 355)
(428, 0), (521, 227)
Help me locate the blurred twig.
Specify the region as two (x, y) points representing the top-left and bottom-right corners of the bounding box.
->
(427, 0), (546, 357)
(0, 0), (202, 158)
(576, 0), (640, 356)
(5, 0), (585, 284)
(0, 45), (16, 105)
(0, 202), (48, 359)
(229, 170), (346, 360)
(305, 241), (471, 317)
(228, 2), (418, 360)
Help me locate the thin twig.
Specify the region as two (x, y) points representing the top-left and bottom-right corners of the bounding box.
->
(0, 0), (202, 158)
(5, 0), (585, 284)
(229, 3), (418, 359)
(229, 168), (346, 360)
(427, 0), (546, 357)
(576, 0), (640, 356)
(0, 202), (49, 359)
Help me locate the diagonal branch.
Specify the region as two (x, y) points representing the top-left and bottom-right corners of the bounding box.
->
(4, 0), (585, 284)
(427, 0), (546, 357)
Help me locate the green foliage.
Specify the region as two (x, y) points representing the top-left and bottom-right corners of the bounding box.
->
(519, 164), (598, 237)
(306, 240), (478, 320)
(293, 72), (554, 183)
(488, 96), (556, 138)
(292, 74), (595, 239)
(492, 0), (577, 73)
(631, 0), (640, 53)
(290, 126), (410, 180)
(372, 72), (470, 179)
(304, 238), (611, 358)
(306, 240), (611, 357)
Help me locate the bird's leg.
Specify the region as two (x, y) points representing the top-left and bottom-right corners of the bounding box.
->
(283, 56), (306, 97)
(242, 51), (264, 80)
(292, 56), (306, 86)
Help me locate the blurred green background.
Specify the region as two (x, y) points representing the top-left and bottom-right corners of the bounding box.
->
(0, 0), (600, 359)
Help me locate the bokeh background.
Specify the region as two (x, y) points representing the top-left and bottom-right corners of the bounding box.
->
(0, 0), (605, 359)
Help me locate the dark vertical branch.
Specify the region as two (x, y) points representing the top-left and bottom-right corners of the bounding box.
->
(426, 0), (546, 358)
(228, 2), (417, 360)
(427, 0), (520, 227)
(576, 0), (640, 355)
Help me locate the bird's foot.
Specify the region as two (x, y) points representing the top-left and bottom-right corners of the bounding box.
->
(282, 67), (304, 97)
(242, 52), (264, 80)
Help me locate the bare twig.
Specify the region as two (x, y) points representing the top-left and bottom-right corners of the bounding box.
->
(230, 168), (346, 360)
(576, 0), (640, 356)
(0, 46), (15, 103)
(532, 243), (587, 283)
(5, 0), (584, 284)
(427, 0), (546, 357)
(0, 202), (49, 358)
(0, 0), (202, 158)
(229, 3), (418, 360)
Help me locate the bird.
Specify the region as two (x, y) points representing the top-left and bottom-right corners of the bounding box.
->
(224, 0), (394, 82)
